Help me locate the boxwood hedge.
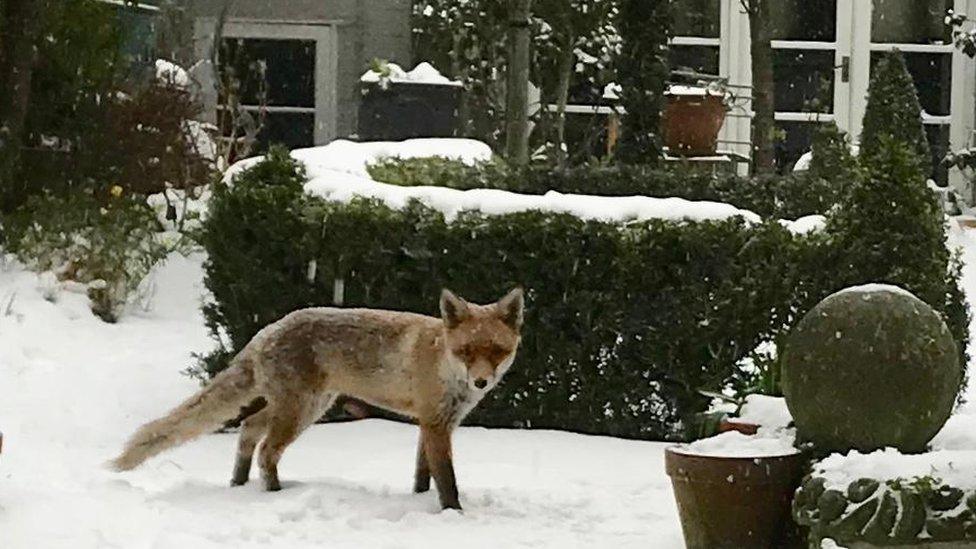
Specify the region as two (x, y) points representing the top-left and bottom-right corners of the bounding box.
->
(194, 144), (967, 440)
(366, 160), (844, 221)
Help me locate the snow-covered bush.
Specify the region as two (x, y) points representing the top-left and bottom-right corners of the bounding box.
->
(368, 156), (848, 219)
(197, 152), (819, 439)
(4, 190), (168, 322)
(860, 51), (931, 164)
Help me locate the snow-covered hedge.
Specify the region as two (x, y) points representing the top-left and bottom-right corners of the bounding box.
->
(366, 156), (845, 221)
(196, 137), (968, 440)
(197, 147), (821, 439)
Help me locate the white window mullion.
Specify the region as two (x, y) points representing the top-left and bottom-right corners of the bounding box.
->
(950, 0), (976, 197)
(847, 0), (872, 146)
(719, 0), (753, 170)
(834, 0), (854, 136)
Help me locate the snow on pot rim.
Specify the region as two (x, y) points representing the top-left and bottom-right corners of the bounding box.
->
(671, 431), (799, 459)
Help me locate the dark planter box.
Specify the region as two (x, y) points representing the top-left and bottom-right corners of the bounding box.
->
(358, 82), (462, 141)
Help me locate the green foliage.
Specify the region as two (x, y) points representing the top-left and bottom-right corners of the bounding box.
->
(411, 0), (510, 147)
(615, 0), (671, 165)
(860, 51), (930, 163)
(191, 146), (312, 359)
(4, 189), (168, 322)
(6, 0), (214, 209)
(795, 474), (976, 546)
(824, 136), (970, 397)
(367, 156), (844, 219)
(808, 123), (857, 185)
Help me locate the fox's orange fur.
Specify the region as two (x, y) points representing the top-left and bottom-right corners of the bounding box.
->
(111, 288), (524, 510)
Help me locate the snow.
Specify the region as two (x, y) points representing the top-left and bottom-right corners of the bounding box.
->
(833, 283), (919, 300)
(737, 395), (793, 431)
(793, 151), (813, 172)
(672, 431), (797, 458)
(360, 62), (462, 87)
(155, 59), (191, 89)
(783, 214), (826, 235)
(814, 448), (976, 492)
(665, 84), (724, 97)
(224, 139), (827, 229)
(0, 251), (684, 548)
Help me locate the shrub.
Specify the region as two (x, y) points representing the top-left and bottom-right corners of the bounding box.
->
(367, 156), (843, 219)
(193, 146), (312, 360)
(860, 51), (930, 163)
(4, 189), (168, 321)
(198, 156), (810, 439)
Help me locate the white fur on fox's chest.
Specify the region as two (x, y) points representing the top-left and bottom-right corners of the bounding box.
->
(435, 360), (483, 425)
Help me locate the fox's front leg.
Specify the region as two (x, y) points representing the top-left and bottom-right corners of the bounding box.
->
(420, 423), (461, 510)
(414, 430), (431, 493)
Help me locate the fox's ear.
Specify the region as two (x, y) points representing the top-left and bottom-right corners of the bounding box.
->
(496, 287), (524, 329)
(440, 289), (470, 328)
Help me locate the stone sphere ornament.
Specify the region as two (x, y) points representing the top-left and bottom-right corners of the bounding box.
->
(781, 284), (960, 454)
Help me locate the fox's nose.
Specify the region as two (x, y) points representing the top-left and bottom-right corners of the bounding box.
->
(474, 378), (488, 389)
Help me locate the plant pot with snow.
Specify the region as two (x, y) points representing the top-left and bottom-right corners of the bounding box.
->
(666, 433), (805, 549)
(663, 84), (729, 157)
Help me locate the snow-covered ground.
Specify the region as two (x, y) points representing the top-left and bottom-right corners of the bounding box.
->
(4, 219), (976, 548)
(0, 253), (681, 548)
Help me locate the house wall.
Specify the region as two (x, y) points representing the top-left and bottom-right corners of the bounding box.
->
(189, 0), (412, 140)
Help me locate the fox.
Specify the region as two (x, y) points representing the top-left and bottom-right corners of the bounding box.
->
(111, 288), (524, 510)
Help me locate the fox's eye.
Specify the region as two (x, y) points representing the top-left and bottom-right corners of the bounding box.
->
(489, 345), (509, 363)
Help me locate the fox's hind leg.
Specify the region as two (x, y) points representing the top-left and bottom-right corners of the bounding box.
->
(231, 405), (269, 486)
(258, 392), (337, 491)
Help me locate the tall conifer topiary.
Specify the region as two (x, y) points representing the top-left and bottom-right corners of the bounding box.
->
(860, 51), (930, 164)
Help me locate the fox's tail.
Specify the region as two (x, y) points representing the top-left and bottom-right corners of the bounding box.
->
(110, 358), (258, 471)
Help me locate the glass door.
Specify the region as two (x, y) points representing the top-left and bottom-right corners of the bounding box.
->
(768, 0), (838, 171)
(672, 0), (976, 184)
(867, 0), (955, 183)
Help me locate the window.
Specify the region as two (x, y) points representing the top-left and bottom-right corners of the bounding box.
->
(870, 0), (955, 183)
(218, 37), (317, 151)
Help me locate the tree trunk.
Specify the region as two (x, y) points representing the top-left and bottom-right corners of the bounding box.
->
(505, 0), (532, 166)
(553, 38), (575, 168)
(0, 0), (46, 197)
(747, 0), (776, 174)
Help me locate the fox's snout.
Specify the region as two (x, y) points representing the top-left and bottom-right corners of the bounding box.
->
(473, 378), (488, 390)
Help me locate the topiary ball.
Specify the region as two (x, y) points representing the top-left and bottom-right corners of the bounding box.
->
(782, 284), (960, 454)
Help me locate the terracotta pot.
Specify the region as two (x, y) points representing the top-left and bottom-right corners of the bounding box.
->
(665, 447), (804, 549)
(718, 418), (760, 436)
(663, 92), (727, 157)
